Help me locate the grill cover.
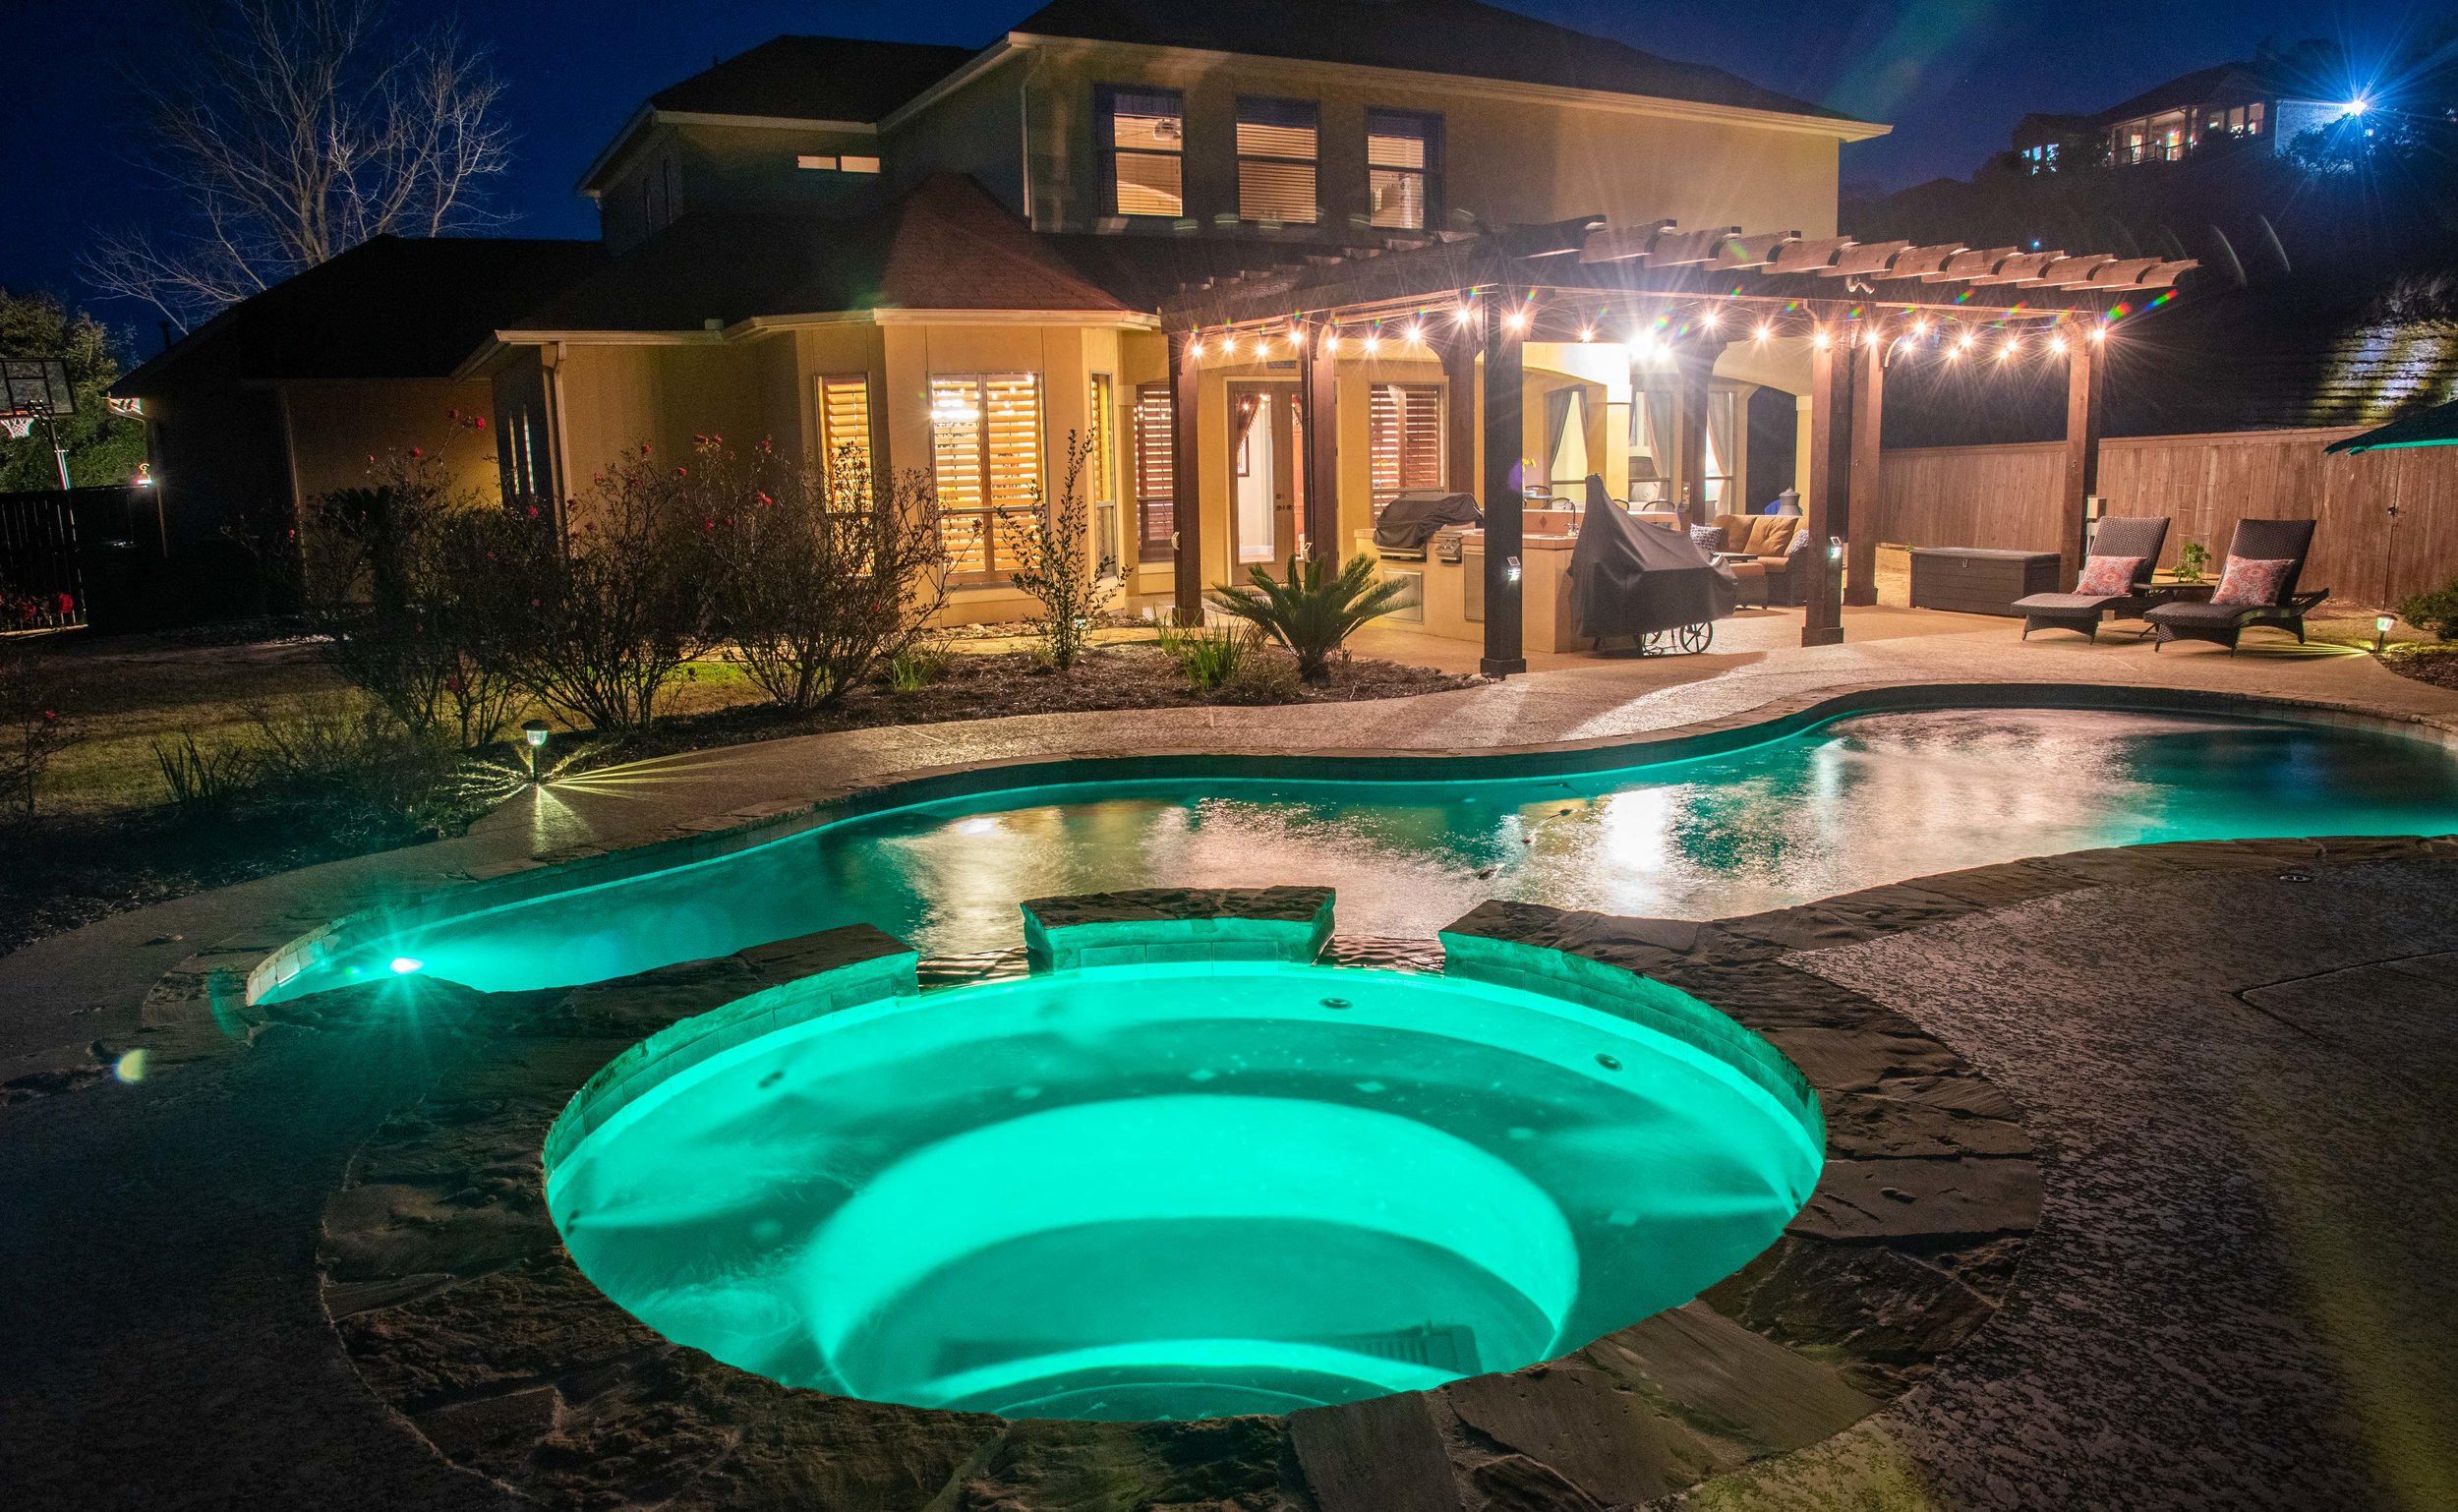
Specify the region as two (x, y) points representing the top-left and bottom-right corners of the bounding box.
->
(1373, 491), (1484, 551)
(1568, 503), (1737, 639)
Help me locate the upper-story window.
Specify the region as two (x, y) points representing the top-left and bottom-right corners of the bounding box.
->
(1237, 97), (1319, 224)
(2019, 142), (2059, 174)
(1098, 86), (1185, 217)
(1367, 110), (1441, 230)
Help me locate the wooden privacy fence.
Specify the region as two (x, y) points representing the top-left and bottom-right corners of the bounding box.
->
(1876, 427), (2458, 609)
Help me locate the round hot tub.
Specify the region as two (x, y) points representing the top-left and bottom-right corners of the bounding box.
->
(543, 960), (1824, 1422)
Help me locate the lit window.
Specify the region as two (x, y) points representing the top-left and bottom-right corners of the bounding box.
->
(816, 374), (874, 500)
(930, 374), (1043, 579)
(2246, 101), (2265, 136)
(1367, 110), (1440, 230)
(1237, 97), (1319, 225)
(1133, 383), (1175, 562)
(1098, 86), (1184, 217)
(841, 154), (881, 174)
(796, 154), (839, 171)
(1369, 383), (1443, 512)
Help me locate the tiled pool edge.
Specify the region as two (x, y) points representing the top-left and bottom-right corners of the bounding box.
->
(242, 682), (2458, 1007)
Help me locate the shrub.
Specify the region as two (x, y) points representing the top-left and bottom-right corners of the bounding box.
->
(709, 441), (954, 709)
(0, 645), (77, 816)
(1008, 434), (1117, 671)
(497, 441), (719, 734)
(2399, 576), (2458, 641)
(1213, 649), (1302, 705)
(1157, 616), (1256, 691)
(151, 730), (249, 813)
(1205, 552), (1412, 683)
(299, 448), (527, 747)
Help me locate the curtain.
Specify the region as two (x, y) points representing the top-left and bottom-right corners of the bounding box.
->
(1705, 389), (1737, 510)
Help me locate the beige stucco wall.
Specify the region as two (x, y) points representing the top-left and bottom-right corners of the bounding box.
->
(1009, 40), (1844, 240)
(278, 378), (500, 508)
(554, 341), (768, 492)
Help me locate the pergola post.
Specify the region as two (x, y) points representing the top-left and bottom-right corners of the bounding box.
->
(1846, 332), (1886, 607)
(1169, 329), (1203, 623)
(2060, 334), (2104, 582)
(1800, 329), (1855, 648)
(1670, 338), (1725, 526)
(1440, 332), (1477, 501)
(1478, 305), (1526, 676)
(1299, 322), (1341, 562)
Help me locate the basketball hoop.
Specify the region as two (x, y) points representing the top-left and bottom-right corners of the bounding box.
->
(2, 358), (78, 490)
(0, 417), (30, 441)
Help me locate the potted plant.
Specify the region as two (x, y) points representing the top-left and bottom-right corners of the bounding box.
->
(2173, 541), (2209, 583)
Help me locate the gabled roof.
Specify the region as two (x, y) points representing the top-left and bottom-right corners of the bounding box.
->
(648, 35), (975, 122)
(1006, 0), (1862, 125)
(116, 237), (606, 395)
(506, 174), (1139, 335)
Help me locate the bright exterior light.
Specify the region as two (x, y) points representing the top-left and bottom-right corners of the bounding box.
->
(524, 719), (551, 748)
(2376, 612), (2395, 652)
(1577, 326), (1595, 343)
(1753, 321), (1773, 342)
(2049, 335), (2069, 355)
(1286, 327), (1304, 348)
(1958, 333), (1976, 350)
(1911, 319), (1929, 337)
(1504, 308), (1530, 333)
(1700, 308), (1721, 331)
(1189, 338), (1205, 358)
(1364, 333), (1381, 355)
(1812, 329), (1833, 350)
(1504, 554), (1523, 583)
(1406, 321), (1425, 343)
(390, 957), (425, 975)
(2091, 323), (2109, 342)
(1455, 305), (1475, 327)
(1998, 340), (2018, 362)
(2345, 96), (2370, 116)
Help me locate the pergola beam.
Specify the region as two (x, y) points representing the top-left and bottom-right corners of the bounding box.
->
(1476, 304), (1525, 676)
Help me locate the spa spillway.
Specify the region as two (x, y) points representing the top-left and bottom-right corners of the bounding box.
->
(544, 959), (1824, 1422)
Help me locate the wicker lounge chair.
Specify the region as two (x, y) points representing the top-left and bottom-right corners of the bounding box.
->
(2013, 516), (2172, 641)
(2143, 518), (2327, 654)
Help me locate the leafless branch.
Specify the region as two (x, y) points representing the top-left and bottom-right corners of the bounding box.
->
(84, 0), (513, 329)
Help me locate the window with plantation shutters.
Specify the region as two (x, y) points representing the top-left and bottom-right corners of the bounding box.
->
(816, 374), (874, 500)
(1237, 97), (1318, 225)
(1133, 382), (1175, 562)
(1367, 110), (1440, 231)
(930, 374), (1043, 580)
(1098, 86), (1185, 217)
(1369, 383), (1444, 513)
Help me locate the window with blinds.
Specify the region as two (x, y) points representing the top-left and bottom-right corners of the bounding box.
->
(1369, 383), (1444, 513)
(930, 374), (1043, 579)
(1098, 86), (1185, 217)
(1238, 97), (1319, 224)
(1367, 110), (1440, 231)
(816, 374), (874, 501)
(1133, 382), (1175, 562)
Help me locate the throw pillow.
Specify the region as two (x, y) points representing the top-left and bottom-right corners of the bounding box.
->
(2211, 555), (2294, 607)
(1689, 524), (1728, 554)
(1785, 527), (1814, 556)
(2075, 553), (2145, 596)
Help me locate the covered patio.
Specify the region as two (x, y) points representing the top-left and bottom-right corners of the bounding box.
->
(1152, 218), (2192, 673)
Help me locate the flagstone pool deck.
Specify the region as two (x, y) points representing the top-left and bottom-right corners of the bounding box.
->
(4, 607), (2457, 1509)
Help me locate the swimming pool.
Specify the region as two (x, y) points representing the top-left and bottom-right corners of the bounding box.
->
(542, 959), (1825, 1421)
(274, 703), (2458, 999)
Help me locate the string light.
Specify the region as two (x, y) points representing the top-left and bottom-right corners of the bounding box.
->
(1407, 320), (1425, 343)
(2049, 334), (2069, 355)
(1454, 304), (1477, 328)
(1812, 328), (1833, 350)
(1189, 337), (1205, 358)
(2091, 322), (2109, 342)
(1504, 307), (1530, 333)
(1699, 308), (1721, 331)
(1911, 319), (1929, 338)
(1578, 325), (1596, 343)
(1998, 336), (2019, 362)
(1364, 331), (1381, 355)
(1753, 321), (1773, 342)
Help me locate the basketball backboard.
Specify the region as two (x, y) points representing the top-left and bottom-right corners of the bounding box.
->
(1, 358), (75, 419)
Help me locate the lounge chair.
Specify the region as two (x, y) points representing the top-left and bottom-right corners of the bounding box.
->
(2143, 518), (2327, 654)
(2013, 516), (2171, 641)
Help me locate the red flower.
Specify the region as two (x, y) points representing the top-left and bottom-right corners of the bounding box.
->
(526, 504), (539, 518)
(640, 442), (652, 456)
(756, 492), (772, 505)
(41, 710), (56, 722)
(410, 446), (424, 458)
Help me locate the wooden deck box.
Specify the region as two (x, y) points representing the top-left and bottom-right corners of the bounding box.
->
(1908, 548), (2062, 616)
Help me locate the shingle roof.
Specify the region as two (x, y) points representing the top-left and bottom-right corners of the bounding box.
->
(116, 237), (606, 395)
(1008, 0), (1856, 123)
(648, 35), (976, 122)
(509, 174), (1138, 332)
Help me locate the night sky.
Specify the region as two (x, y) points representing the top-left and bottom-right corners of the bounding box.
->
(4, 0), (2418, 342)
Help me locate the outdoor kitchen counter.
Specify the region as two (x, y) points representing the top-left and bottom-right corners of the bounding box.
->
(1357, 527), (1591, 654)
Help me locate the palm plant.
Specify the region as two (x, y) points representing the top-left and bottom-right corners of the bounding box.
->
(1204, 552), (1410, 683)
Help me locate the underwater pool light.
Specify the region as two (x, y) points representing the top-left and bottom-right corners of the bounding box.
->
(390, 957), (425, 975)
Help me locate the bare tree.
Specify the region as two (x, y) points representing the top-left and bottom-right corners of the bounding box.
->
(86, 0), (512, 329)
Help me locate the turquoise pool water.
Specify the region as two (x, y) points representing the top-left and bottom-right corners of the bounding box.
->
(543, 960), (1825, 1421)
(278, 707), (2458, 999)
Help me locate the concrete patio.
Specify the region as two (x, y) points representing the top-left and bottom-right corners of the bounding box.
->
(4, 607), (2455, 1510)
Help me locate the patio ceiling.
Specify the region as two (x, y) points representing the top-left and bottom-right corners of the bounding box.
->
(1158, 216), (2195, 342)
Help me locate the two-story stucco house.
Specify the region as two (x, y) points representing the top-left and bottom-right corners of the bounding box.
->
(443, 0), (1885, 628)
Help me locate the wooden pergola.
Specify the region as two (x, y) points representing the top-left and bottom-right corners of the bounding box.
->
(1157, 217), (2193, 674)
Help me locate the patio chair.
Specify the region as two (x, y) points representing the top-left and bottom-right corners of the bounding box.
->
(2143, 518), (2327, 654)
(2013, 516), (2171, 641)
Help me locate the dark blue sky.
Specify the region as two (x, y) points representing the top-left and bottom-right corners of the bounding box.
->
(4, 0), (2417, 342)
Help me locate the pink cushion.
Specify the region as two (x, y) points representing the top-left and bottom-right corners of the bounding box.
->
(2075, 554), (2144, 596)
(2211, 556), (2294, 607)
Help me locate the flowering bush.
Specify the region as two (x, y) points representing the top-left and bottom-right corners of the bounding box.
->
(0, 644), (77, 817)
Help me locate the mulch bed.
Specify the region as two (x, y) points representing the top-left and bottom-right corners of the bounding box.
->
(615, 643), (1474, 764)
(2381, 643), (2458, 693)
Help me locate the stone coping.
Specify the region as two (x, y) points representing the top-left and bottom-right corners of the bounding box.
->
(1021, 885), (1336, 971)
(245, 681), (2458, 1009)
(319, 882), (2050, 1511)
